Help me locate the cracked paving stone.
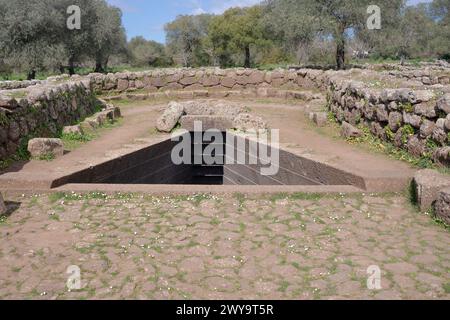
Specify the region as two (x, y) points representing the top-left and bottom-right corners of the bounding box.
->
(0, 192), (448, 300)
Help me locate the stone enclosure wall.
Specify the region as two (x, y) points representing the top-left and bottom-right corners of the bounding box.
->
(89, 68), (328, 94)
(0, 78), (99, 160)
(327, 71), (450, 167)
(1, 66), (449, 167)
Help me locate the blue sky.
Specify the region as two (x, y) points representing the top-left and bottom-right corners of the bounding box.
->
(107, 0), (433, 43)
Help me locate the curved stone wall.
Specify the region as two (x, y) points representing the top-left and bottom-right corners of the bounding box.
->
(88, 68), (328, 93)
(326, 73), (450, 166)
(0, 78), (98, 160)
(1, 66), (449, 167)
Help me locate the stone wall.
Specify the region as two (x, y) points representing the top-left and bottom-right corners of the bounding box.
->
(387, 69), (450, 86)
(0, 78), (99, 160)
(88, 68), (329, 93)
(0, 79), (43, 91)
(1, 66), (449, 167)
(327, 74), (450, 166)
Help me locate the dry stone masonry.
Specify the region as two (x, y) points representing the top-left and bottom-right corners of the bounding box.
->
(27, 138), (64, 159)
(0, 76), (99, 160)
(435, 188), (450, 224)
(157, 100), (268, 133)
(326, 67), (450, 167)
(1, 65), (449, 168)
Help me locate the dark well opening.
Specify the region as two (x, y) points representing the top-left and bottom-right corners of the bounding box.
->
(63, 132), (362, 186)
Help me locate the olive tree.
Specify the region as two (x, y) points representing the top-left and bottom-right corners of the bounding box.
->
(0, 0), (62, 79)
(208, 6), (268, 68)
(165, 14), (213, 67)
(128, 36), (171, 67)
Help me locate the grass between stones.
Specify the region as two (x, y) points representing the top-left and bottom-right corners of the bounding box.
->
(311, 110), (450, 175)
(0, 118), (123, 170)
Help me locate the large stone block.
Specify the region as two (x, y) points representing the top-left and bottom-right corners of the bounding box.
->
(232, 113), (267, 132)
(156, 101), (184, 133)
(437, 94), (450, 114)
(388, 111), (403, 132)
(221, 77), (236, 88)
(433, 147), (450, 167)
(414, 169), (450, 211)
(63, 125), (84, 136)
(180, 115), (233, 131)
(341, 121), (362, 138)
(434, 188), (450, 224)
(309, 112), (328, 127)
(28, 138), (64, 158)
(117, 79), (129, 91)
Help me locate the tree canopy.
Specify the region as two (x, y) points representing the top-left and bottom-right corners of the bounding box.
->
(0, 0), (448, 78)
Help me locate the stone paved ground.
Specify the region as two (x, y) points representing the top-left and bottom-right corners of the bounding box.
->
(0, 192), (448, 300)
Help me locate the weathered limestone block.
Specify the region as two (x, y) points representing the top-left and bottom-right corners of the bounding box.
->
(376, 105), (389, 122)
(134, 80), (145, 89)
(180, 76), (198, 86)
(437, 94), (450, 114)
(63, 125), (84, 135)
(407, 135), (426, 157)
(0, 193), (6, 215)
(180, 115), (233, 131)
(433, 147), (450, 167)
(107, 105), (122, 119)
(413, 90), (435, 103)
(202, 76), (220, 87)
(341, 121), (362, 138)
(184, 84), (205, 91)
(232, 113), (267, 132)
(156, 101), (184, 132)
(0, 96), (18, 109)
(221, 77), (236, 88)
(388, 111), (403, 132)
(414, 103), (437, 118)
(310, 112), (328, 127)
(403, 112), (422, 128)
(381, 89), (401, 103)
(28, 138), (64, 158)
(247, 71), (265, 84)
(434, 188), (450, 224)
(370, 121), (386, 140)
(184, 101), (244, 118)
(432, 127), (447, 146)
(151, 77), (168, 88)
(445, 114), (450, 131)
(117, 79), (129, 91)
(419, 120), (436, 139)
(414, 169), (450, 211)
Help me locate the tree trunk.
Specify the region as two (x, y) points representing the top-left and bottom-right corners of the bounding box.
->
(68, 56), (75, 75)
(95, 60), (104, 73)
(244, 45), (251, 68)
(95, 54), (109, 73)
(335, 24), (346, 70)
(27, 69), (36, 80)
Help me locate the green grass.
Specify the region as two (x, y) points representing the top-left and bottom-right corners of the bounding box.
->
(1, 116), (122, 171)
(443, 283), (450, 294)
(61, 132), (93, 151)
(325, 111), (449, 174)
(34, 153), (55, 162)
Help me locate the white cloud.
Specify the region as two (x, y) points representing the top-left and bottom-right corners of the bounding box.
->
(209, 0), (262, 14)
(192, 7), (207, 15)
